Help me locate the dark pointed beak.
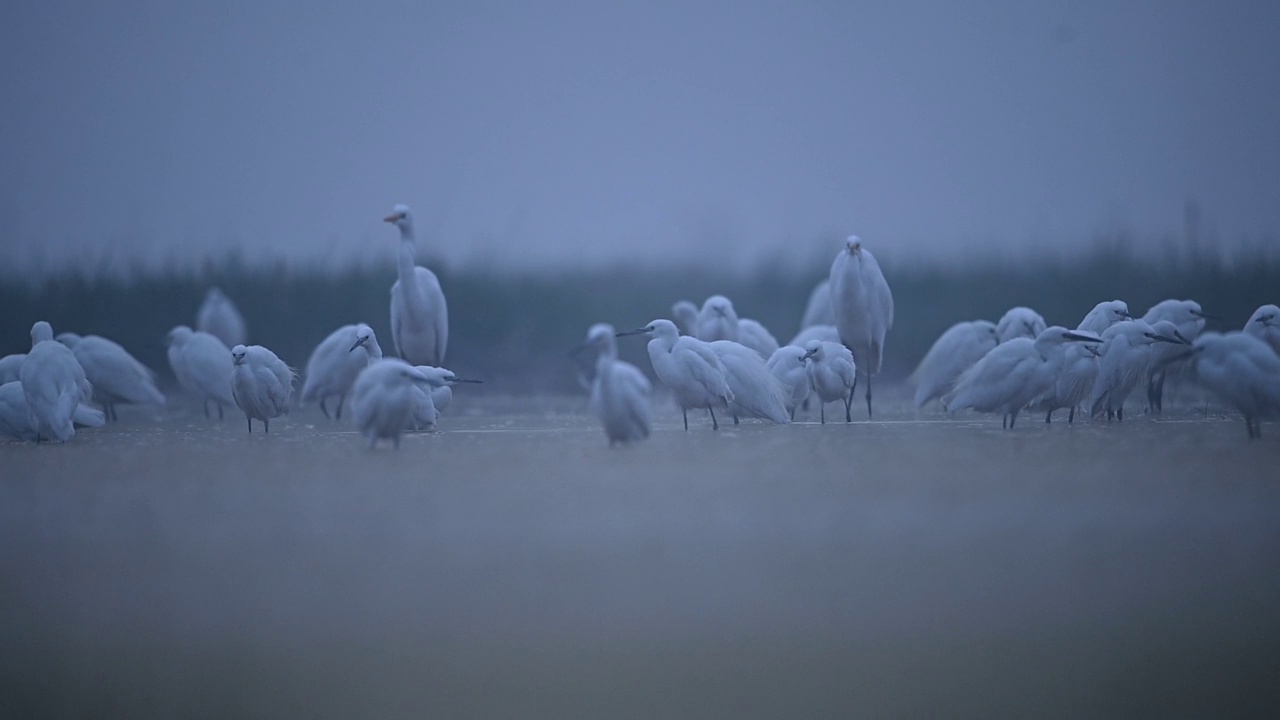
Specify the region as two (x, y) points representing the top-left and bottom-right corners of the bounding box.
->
(451, 377), (483, 384)
(1190, 309), (1219, 321)
(1064, 331), (1103, 343)
(616, 328), (650, 337)
(1120, 311), (1133, 319)
(1145, 333), (1183, 345)
(801, 349), (816, 361)
(1173, 330), (1191, 344)
(1086, 345), (1102, 357)
(349, 339), (365, 352)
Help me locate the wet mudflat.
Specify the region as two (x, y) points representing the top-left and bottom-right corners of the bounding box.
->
(2, 391), (1279, 717)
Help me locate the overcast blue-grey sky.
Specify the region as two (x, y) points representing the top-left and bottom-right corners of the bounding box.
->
(2, 0), (1278, 274)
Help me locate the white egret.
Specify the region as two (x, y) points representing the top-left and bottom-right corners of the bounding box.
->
(1183, 331), (1280, 439)
(230, 344), (295, 433)
(1032, 301), (1137, 423)
(166, 326), (236, 419)
(1087, 320), (1187, 421)
(709, 339), (791, 425)
(1077, 300), (1132, 335)
(1142, 299), (1211, 412)
(0, 354), (25, 384)
(995, 307), (1047, 343)
(301, 323), (383, 420)
(197, 286), (247, 348)
(803, 340), (857, 424)
(573, 324), (652, 445)
(911, 320), (999, 410)
(944, 326), (1101, 428)
(408, 365), (482, 430)
(788, 325), (840, 348)
(351, 359), (435, 449)
(572, 322), (614, 391)
(800, 279), (835, 329)
(767, 346), (812, 421)
(385, 204), (449, 367)
(56, 331), (165, 421)
(696, 295), (739, 342)
(1244, 304), (1280, 357)
(617, 319), (733, 430)
(829, 236), (893, 417)
(0, 381), (105, 442)
(19, 321), (94, 442)
(737, 318), (780, 360)
(672, 300), (699, 336)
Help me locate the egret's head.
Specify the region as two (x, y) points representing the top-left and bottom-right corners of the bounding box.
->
(231, 345), (248, 366)
(1044, 326), (1102, 346)
(802, 339), (823, 361)
(30, 321), (54, 345)
(350, 324), (377, 352)
(1144, 320), (1190, 345)
(572, 323), (616, 356)
(672, 300), (697, 320)
(1251, 304), (1279, 327)
(703, 295), (733, 318)
(165, 325), (193, 347)
(1109, 301), (1133, 322)
(844, 235), (862, 255)
(383, 203), (413, 229)
(617, 318), (678, 340)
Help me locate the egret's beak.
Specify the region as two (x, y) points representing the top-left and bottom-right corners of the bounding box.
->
(1064, 331), (1103, 343)
(1145, 332), (1184, 345)
(1086, 345), (1102, 357)
(383, 212), (405, 223)
(1173, 330), (1191, 344)
(616, 328), (651, 337)
(349, 338), (366, 352)
(450, 377), (483, 384)
(801, 349), (817, 361)
(1190, 309), (1219, 321)
(1120, 310), (1133, 319)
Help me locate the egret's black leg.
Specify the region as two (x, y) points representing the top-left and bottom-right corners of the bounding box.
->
(1002, 414), (1008, 429)
(246, 416), (252, 433)
(319, 398), (331, 420)
(733, 413), (740, 425)
(865, 374), (873, 418)
(844, 391), (853, 422)
(335, 394), (345, 420)
(1009, 409), (1019, 429)
(820, 403), (826, 424)
(1045, 410), (1053, 424)
(1117, 406), (1124, 422)
(709, 407), (719, 430)
(264, 418), (270, 433)
(682, 410), (688, 431)
(1068, 407), (1075, 424)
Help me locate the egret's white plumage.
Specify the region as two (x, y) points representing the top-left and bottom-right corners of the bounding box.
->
(385, 205), (448, 367)
(1031, 301), (1134, 424)
(911, 320), (999, 410)
(1244, 304), (1280, 357)
(351, 359), (434, 449)
(618, 319), (733, 430)
(829, 236), (893, 417)
(800, 279), (835, 329)
(0, 354), (26, 384)
(1087, 320), (1187, 421)
(230, 344), (295, 433)
(407, 365), (482, 430)
(672, 300), (699, 336)
(996, 307), (1047, 343)
(1185, 331), (1280, 439)
(166, 326), (236, 419)
(574, 324), (651, 445)
(945, 326), (1100, 428)
(803, 340), (857, 424)
(57, 331), (164, 420)
(787, 324), (840, 348)
(1141, 299), (1210, 412)
(696, 295), (739, 342)
(0, 381), (104, 441)
(197, 287), (247, 348)
(709, 339), (791, 424)
(767, 346), (811, 421)
(572, 322), (614, 391)
(19, 321), (94, 442)
(301, 323), (383, 420)
(1077, 300), (1132, 335)
(736, 318), (780, 360)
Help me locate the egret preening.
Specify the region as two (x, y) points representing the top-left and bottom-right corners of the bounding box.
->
(800, 279), (835, 329)
(1142, 299), (1211, 412)
(0, 381), (105, 441)
(197, 287), (247, 349)
(301, 323), (383, 420)
(573, 324), (652, 445)
(19, 321), (95, 442)
(1183, 332), (1280, 439)
(408, 365), (482, 430)
(1088, 320), (1188, 421)
(56, 332), (165, 421)
(672, 300), (699, 336)
(351, 359), (435, 449)
(166, 326), (236, 419)
(996, 307), (1047, 343)
(911, 320), (999, 410)
(385, 205), (449, 367)
(803, 340), (857, 424)
(617, 319), (733, 430)
(230, 344), (295, 433)
(767, 346), (812, 421)
(1244, 304), (1280, 357)
(0, 354), (25, 384)
(944, 326), (1101, 428)
(708, 339), (791, 424)
(829, 236), (893, 418)
(788, 325), (840, 348)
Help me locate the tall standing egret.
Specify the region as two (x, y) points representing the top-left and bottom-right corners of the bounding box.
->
(1088, 320), (1188, 421)
(696, 295), (740, 342)
(617, 319), (733, 430)
(572, 324), (652, 445)
(1244, 304), (1280, 357)
(230, 344), (295, 433)
(0, 381), (105, 441)
(829, 236), (893, 417)
(351, 359), (435, 449)
(166, 326), (236, 419)
(408, 365), (483, 430)
(672, 300), (699, 336)
(995, 307), (1047, 343)
(1142, 299), (1210, 412)
(767, 346), (812, 421)
(911, 320), (999, 410)
(56, 332), (165, 421)
(301, 323), (383, 420)
(944, 326), (1101, 428)
(19, 321), (94, 442)
(385, 204), (449, 367)
(0, 354), (25, 384)
(803, 340), (857, 424)
(1183, 331), (1280, 439)
(708, 339), (791, 424)
(197, 287), (247, 348)
(800, 279), (835, 329)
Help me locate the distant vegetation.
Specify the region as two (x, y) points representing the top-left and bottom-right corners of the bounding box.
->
(2, 247), (1275, 394)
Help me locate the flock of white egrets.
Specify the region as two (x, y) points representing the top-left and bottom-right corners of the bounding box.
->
(2, 209), (1279, 448)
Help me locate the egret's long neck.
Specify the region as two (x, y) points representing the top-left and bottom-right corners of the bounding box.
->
(397, 224), (418, 289)
(366, 337), (384, 361)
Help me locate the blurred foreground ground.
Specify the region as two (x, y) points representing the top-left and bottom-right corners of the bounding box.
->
(2, 389), (1279, 717)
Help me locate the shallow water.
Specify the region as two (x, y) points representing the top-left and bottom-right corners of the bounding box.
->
(2, 389), (1279, 717)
